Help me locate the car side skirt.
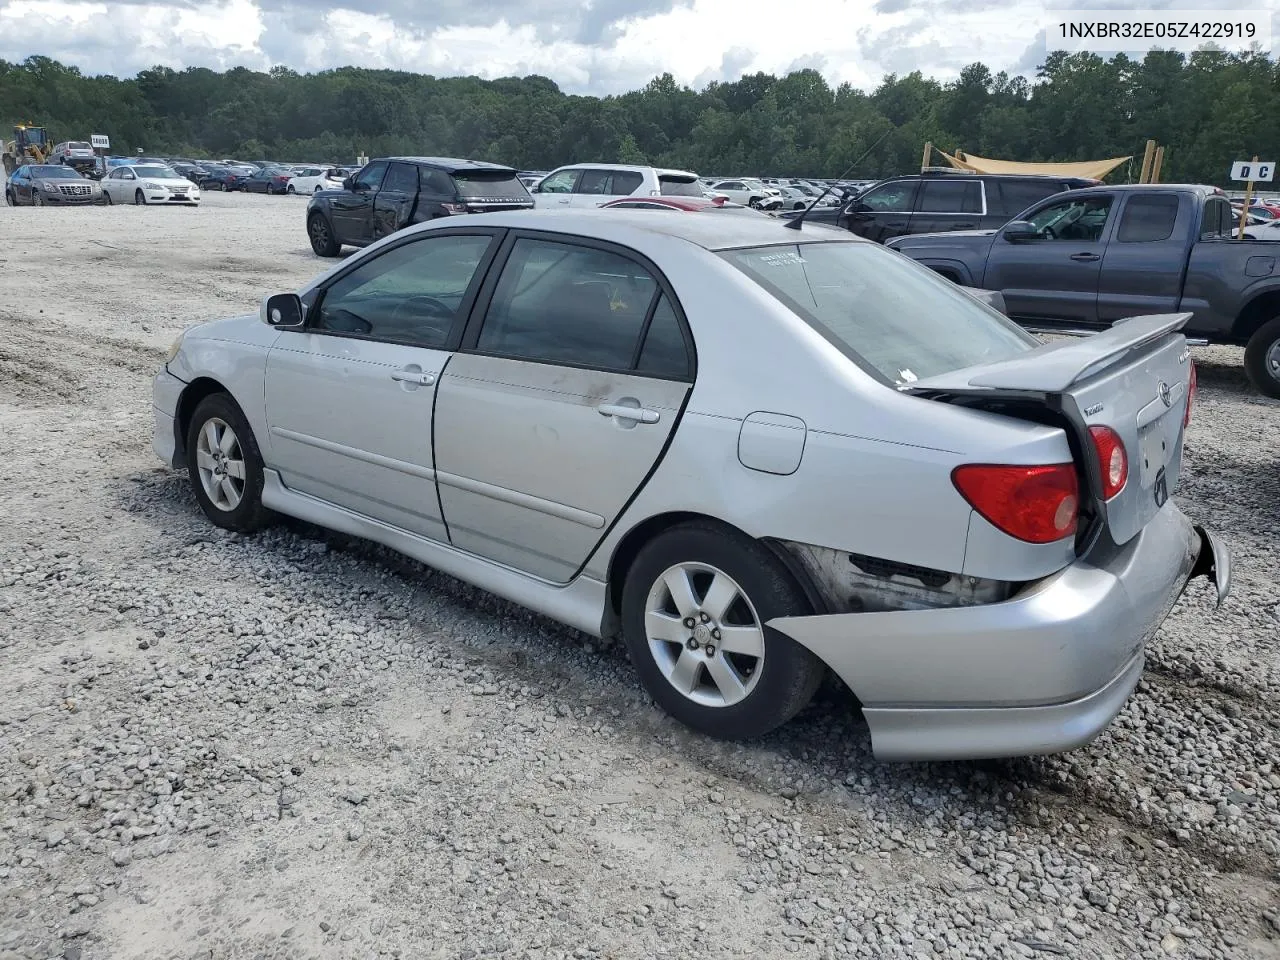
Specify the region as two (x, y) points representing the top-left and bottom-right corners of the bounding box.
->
(259, 470), (609, 637)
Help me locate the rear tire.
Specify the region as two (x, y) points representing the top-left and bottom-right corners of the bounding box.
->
(620, 521), (825, 740)
(1244, 316), (1280, 399)
(185, 393), (272, 533)
(308, 213), (341, 257)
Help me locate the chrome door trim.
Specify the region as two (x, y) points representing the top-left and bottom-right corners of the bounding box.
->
(434, 469), (606, 529)
(269, 426), (437, 481)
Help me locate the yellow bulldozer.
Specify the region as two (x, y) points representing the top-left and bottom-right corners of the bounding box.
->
(2, 124), (51, 175)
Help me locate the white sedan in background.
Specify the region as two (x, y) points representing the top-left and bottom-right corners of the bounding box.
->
(288, 167), (346, 195)
(101, 164), (200, 205)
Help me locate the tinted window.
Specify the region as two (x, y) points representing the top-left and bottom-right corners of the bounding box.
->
(353, 161), (387, 191)
(577, 169), (641, 195)
(722, 242), (1034, 384)
(857, 181), (917, 212)
(382, 162), (418, 194)
(1201, 198), (1234, 239)
(314, 234), (493, 347)
(453, 172), (530, 200)
(1025, 196), (1113, 241)
(659, 175), (702, 197)
(916, 179), (982, 213)
(636, 295), (691, 379)
(1116, 195), (1179, 242)
(538, 169), (579, 194)
(610, 171), (643, 195)
(995, 180), (1067, 218)
(476, 238), (659, 369)
(421, 168), (455, 196)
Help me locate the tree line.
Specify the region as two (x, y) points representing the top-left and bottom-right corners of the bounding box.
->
(1, 49), (1275, 185)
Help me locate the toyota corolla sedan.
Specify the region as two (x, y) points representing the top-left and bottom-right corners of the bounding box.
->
(152, 211), (1229, 761)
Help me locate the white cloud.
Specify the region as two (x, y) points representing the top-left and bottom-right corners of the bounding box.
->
(2, 0), (1270, 93)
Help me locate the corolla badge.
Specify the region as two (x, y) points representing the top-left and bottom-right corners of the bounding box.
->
(1158, 381), (1172, 407)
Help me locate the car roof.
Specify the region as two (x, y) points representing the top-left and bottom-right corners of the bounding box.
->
(382, 157), (517, 174)
(550, 163), (699, 178)
(1069, 183), (1216, 198)
(431, 208), (856, 251)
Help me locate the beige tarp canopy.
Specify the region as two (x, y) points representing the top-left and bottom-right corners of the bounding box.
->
(940, 149), (1131, 181)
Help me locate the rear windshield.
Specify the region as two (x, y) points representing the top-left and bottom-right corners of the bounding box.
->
(452, 172), (531, 200)
(68, 142), (92, 150)
(31, 166), (83, 178)
(659, 175), (703, 197)
(721, 241), (1036, 384)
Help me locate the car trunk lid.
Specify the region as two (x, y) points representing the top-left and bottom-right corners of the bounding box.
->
(907, 313), (1193, 547)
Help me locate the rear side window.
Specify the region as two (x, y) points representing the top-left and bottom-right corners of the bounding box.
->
(421, 168), (456, 196)
(916, 179), (982, 213)
(995, 180), (1066, 218)
(577, 169), (644, 196)
(381, 162), (419, 195)
(1116, 195), (1179, 242)
(659, 175), (702, 197)
(1200, 198), (1233, 239)
(722, 241), (1035, 385)
(635, 295), (691, 379)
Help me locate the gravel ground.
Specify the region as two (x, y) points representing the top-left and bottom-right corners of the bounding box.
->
(1, 193), (1279, 960)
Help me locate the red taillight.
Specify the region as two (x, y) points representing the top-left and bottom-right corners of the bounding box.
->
(1184, 360), (1196, 427)
(951, 464), (1079, 544)
(1088, 425), (1128, 500)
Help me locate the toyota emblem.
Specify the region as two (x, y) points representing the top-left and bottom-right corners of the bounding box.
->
(1158, 381), (1172, 408)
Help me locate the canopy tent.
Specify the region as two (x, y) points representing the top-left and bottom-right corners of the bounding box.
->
(939, 149), (1131, 182)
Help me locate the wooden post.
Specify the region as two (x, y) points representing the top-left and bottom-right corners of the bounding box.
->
(1151, 146), (1165, 184)
(1238, 155), (1259, 240)
(1138, 139), (1156, 183)
(921, 141), (933, 172)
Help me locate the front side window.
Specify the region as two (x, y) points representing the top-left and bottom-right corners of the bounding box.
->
(916, 179), (982, 214)
(1025, 196), (1113, 241)
(721, 241), (1035, 385)
(856, 181), (917, 212)
(538, 169), (579, 194)
(353, 161), (387, 192)
(314, 234), (495, 347)
(476, 238), (659, 370)
(1116, 195), (1179, 243)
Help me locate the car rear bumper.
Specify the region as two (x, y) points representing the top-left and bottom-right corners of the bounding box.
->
(153, 367), (186, 468)
(767, 501), (1230, 761)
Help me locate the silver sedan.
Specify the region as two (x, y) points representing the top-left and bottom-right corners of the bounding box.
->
(152, 210), (1229, 761)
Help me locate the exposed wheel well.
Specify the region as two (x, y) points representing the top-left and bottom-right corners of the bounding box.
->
(174, 377), (231, 459)
(1232, 290), (1280, 344)
(928, 266), (962, 283)
(602, 512), (827, 637)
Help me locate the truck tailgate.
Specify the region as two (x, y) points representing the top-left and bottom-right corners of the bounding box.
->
(909, 313), (1194, 546)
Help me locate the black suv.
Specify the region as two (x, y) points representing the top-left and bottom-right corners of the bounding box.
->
(306, 157), (534, 256)
(783, 171), (1101, 243)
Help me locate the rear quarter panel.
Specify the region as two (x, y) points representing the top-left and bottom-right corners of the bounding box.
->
(1182, 240), (1280, 340)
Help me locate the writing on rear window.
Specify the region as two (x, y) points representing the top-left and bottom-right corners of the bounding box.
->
(758, 252), (807, 267)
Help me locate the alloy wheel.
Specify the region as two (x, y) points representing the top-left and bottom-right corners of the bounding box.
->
(643, 563), (765, 708)
(195, 417), (246, 512)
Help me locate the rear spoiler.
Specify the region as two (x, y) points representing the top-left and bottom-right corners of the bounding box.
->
(909, 313), (1191, 394)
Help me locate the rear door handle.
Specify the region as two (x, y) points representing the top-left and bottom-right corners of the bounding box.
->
(597, 402), (660, 424)
(390, 369), (436, 386)
(1070, 252), (1100, 262)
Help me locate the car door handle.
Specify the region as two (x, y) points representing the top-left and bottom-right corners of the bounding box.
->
(597, 402), (660, 424)
(390, 370), (436, 386)
(1070, 252), (1100, 262)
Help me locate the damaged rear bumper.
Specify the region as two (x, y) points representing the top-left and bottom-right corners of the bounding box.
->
(767, 502), (1230, 761)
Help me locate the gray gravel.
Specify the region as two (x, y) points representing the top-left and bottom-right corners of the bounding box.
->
(1, 194), (1279, 960)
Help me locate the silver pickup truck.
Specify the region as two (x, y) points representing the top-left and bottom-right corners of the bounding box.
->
(886, 184), (1280, 398)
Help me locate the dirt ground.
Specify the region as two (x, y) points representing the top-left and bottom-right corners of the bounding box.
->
(1, 193), (1279, 960)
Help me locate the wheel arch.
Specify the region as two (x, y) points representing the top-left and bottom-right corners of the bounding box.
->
(601, 511), (828, 638)
(174, 376), (235, 460)
(1231, 286), (1280, 344)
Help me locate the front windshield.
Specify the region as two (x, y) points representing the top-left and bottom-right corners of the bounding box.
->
(31, 166), (83, 179)
(134, 166), (179, 179)
(721, 241), (1037, 384)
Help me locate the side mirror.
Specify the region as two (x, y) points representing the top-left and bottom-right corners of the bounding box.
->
(262, 293), (305, 330)
(1003, 220), (1039, 242)
(343, 176), (355, 190)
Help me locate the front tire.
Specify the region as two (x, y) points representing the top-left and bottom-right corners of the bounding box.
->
(620, 522), (825, 740)
(134, 189), (146, 205)
(185, 393), (272, 533)
(103, 191), (113, 205)
(33, 193), (45, 207)
(1244, 316), (1280, 399)
(287, 185), (296, 194)
(4, 190), (14, 207)
(308, 213), (341, 257)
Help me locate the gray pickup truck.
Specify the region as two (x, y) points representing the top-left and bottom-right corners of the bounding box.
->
(886, 184), (1280, 397)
